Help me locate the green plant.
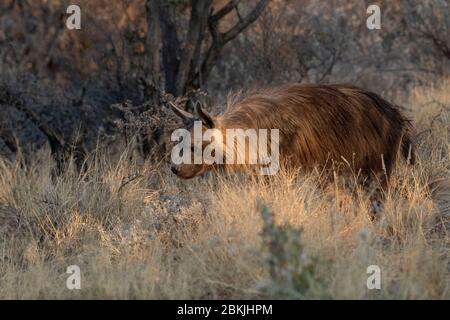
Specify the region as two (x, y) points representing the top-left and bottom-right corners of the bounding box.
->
(258, 202), (325, 299)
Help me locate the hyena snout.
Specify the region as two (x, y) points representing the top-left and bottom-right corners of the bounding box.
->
(170, 163), (208, 179)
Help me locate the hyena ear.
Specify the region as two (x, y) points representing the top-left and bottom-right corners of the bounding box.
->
(195, 101), (215, 128)
(168, 102), (194, 124)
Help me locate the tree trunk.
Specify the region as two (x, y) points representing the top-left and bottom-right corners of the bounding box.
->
(175, 0), (213, 96)
(145, 0), (270, 97)
(145, 0), (162, 102)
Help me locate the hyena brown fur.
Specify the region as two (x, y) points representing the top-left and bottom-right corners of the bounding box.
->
(169, 83), (415, 183)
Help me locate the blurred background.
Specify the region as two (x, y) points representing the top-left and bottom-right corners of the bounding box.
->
(0, 0), (448, 164)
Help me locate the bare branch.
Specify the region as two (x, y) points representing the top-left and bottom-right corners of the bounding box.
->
(195, 0), (270, 86)
(222, 0), (270, 44)
(210, 0), (241, 23)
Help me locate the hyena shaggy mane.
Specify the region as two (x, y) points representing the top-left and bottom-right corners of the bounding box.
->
(168, 83), (415, 182)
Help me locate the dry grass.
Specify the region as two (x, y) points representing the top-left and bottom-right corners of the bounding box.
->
(0, 82), (449, 299)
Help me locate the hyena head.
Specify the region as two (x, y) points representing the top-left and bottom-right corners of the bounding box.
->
(169, 101), (220, 179)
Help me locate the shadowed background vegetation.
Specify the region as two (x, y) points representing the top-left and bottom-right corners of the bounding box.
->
(0, 0), (449, 299)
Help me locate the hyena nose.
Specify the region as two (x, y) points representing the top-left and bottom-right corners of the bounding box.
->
(171, 166), (178, 174)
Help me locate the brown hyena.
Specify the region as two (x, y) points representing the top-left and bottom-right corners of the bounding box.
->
(168, 83), (415, 184)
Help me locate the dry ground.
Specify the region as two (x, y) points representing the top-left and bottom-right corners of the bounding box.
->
(0, 81), (448, 299)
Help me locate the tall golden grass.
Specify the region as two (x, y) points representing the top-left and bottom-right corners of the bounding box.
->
(0, 81), (448, 299)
